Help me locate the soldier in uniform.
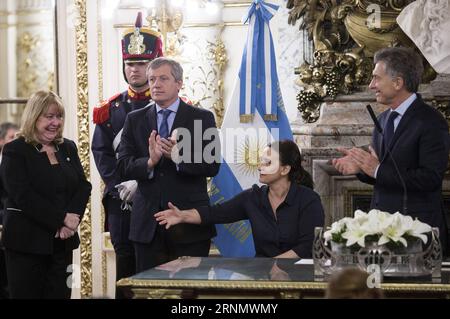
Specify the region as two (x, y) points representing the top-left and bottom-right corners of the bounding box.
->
(91, 12), (163, 298)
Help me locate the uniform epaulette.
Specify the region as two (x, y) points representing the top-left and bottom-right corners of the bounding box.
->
(180, 95), (194, 106)
(93, 93), (121, 124)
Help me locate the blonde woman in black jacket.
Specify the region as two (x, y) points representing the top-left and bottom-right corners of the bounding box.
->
(0, 90), (91, 299)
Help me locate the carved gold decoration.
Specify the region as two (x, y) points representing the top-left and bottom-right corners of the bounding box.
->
(183, 65), (213, 107)
(128, 28), (146, 54)
(344, 0), (414, 57)
(146, 0), (184, 54)
(295, 48), (372, 123)
(287, 0), (419, 123)
(75, 0), (92, 298)
(279, 291), (301, 299)
(138, 289), (183, 299)
(19, 31), (39, 52)
(47, 71), (55, 92)
(208, 32), (227, 128)
(105, 275), (450, 293)
(164, 29), (226, 129)
(96, 0), (107, 297)
(223, 2), (252, 8)
(118, 277), (328, 291)
(118, 276), (450, 299)
(182, 34), (227, 124)
(17, 31), (55, 98)
(163, 31), (185, 57)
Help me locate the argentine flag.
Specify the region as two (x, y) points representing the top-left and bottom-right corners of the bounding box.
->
(210, 0), (293, 257)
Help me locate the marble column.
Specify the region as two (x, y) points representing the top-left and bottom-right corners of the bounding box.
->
(13, 0), (55, 123)
(15, 0), (55, 96)
(0, 0), (12, 120)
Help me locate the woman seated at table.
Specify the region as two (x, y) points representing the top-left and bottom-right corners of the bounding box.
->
(155, 139), (324, 258)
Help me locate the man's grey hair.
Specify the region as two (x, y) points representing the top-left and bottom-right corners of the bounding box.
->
(147, 57), (183, 82)
(0, 122), (18, 139)
(374, 47), (423, 93)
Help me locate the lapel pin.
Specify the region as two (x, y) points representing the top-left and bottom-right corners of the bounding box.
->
(67, 157), (71, 162)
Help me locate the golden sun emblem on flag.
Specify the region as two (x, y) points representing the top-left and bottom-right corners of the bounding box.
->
(235, 137), (265, 178)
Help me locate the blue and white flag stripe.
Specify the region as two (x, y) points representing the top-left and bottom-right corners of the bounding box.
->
(242, 15), (255, 117)
(211, 1), (293, 257)
(239, 1), (280, 121)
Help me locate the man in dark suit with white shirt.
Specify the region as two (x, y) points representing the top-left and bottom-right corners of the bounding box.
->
(118, 57), (220, 272)
(333, 47), (449, 251)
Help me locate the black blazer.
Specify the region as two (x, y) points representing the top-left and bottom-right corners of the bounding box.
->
(0, 137), (92, 254)
(358, 95), (449, 233)
(118, 100), (220, 244)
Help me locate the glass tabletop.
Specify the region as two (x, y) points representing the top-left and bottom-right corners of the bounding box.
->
(129, 257), (450, 284)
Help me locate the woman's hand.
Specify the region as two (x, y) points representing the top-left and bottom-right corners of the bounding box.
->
(64, 213), (80, 230)
(154, 202), (183, 229)
(269, 262), (290, 281)
(155, 257), (202, 278)
(55, 226), (75, 239)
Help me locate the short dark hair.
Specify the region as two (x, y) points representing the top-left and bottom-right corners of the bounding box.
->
(0, 122), (18, 140)
(374, 47), (423, 93)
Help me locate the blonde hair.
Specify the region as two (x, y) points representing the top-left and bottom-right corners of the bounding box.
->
(18, 90), (65, 145)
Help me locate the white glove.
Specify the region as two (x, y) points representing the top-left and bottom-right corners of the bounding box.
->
(115, 180), (138, 202)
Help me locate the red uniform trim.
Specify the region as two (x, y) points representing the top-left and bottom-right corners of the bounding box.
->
(92, 92), (121, 124)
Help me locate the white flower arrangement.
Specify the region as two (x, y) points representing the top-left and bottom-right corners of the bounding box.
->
(323, 209), (432, 248)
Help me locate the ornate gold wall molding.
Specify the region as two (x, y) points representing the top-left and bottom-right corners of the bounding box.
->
(183, 22), (243, 28)
(96, 0), (108, 297)
(223, 1), (252, 8)
(1, 22), (53, 27)
(181, 31), (226, 126)
(113, 22), (243, 29)
(17, 31), (55, 96)
(97, 3), (103, 102)
(287, 0), (418, 123)
(208, 30), (227, 128)
(16, 9), (52, 15)
(74, 0), (92, 299)
(0, 9), (52, 16)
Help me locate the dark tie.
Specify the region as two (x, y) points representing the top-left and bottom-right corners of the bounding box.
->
(159, 109), (171, 138)
(383, 111), (399, 155)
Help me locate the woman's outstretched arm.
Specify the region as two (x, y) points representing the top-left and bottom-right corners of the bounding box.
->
(154, 202), (201, 229)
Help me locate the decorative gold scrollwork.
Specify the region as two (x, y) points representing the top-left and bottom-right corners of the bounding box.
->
(75, 0), (92, 299)
(208, 34), (227, 128)
(287, 0), (417, 123)
(295, 47), (372, 123)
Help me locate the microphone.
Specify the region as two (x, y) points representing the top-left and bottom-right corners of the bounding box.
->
(366, 104), (408, 215)
(366, 104), (383, 134)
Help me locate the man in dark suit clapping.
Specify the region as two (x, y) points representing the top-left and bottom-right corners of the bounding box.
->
(333, 47), (449, 252)
(118, 57), (220, 272)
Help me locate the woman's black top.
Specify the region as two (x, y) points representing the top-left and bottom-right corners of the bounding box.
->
(51, 163), (67, 252)
(198, 183), (324, 258)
